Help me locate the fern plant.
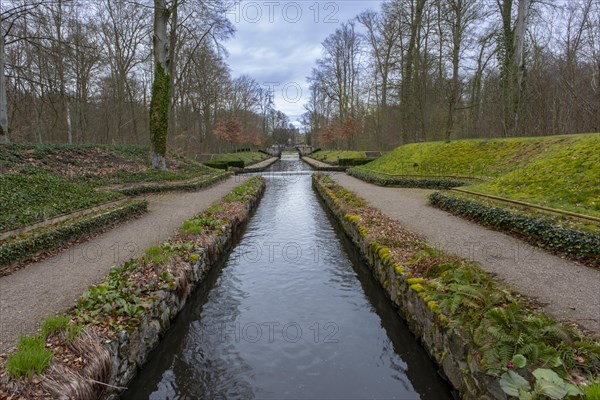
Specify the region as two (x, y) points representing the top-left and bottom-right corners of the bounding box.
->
(474, 304), (569, 372)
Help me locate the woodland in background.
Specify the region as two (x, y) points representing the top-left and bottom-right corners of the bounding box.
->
(1, 0), (599, 154)
(303, 0), (600, 150)
(0, 0), (297, 154)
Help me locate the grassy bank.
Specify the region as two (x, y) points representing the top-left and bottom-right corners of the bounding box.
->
(351, 133), (600, 217)
(467, 135), (600, 217)
(0, 144), (223, 232)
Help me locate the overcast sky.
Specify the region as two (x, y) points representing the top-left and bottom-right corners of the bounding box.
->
(224, 0), (382, 126)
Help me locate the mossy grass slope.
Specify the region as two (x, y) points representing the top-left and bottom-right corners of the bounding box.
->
(359, 134), (595, 177)
(353, 133), (600, 217)
(467, 134), (600, 216)
(0, 171), (121, 231)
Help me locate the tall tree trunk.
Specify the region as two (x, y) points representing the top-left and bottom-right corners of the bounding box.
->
(445, 0), (464, 141)
(168, 0), (178, 138)
(65, 97), (72, 144)
(55, 0), (72, 144)
(400, 0), (426, 144)
(512, 0), (531, 131)
(149, 0), (170, 169)
(500, 0), (514, 136)
(0, 26), (9, 143)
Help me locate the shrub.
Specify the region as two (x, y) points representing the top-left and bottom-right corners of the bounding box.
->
(204, 160), (245, 169)
(227, 160), (245, 169)
(429, 192), (600, 266)
(338, 157), (377, 166)
(204, 161), (228, 170)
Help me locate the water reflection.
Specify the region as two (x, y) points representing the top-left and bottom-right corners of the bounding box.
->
(123, 154), (453, 400)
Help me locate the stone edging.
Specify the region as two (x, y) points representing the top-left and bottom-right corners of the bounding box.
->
(312, 175), (504, 400)
(101, 180), (265, 398)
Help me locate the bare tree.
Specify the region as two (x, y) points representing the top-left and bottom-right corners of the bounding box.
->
(0, 24), (7, 143)
(149, 0), (171, 169)
(442, 0), (480, 140)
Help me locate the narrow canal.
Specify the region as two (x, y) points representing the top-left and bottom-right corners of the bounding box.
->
(123, 154), (453, 399)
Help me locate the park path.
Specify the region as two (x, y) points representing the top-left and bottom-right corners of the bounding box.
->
(330, 173), (600, 334)
(0, 176), (248, 353)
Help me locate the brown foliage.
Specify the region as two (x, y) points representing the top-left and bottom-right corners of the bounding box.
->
(213, 116), (242, 144)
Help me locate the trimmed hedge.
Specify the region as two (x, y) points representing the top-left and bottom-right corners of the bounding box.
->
(348, 168), (470, 189)
(0, 200), (148, 268)
(338, 157), (376, 166)
(117, 172), (229, 196)
(203, 160), (245, 170)
(429, 192), (600, 266)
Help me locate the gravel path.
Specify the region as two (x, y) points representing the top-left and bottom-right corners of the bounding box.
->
(331, 173), (600, 334)
(0, 176), (248, 352)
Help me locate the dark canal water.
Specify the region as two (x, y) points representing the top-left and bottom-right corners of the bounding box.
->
(122, 154), (453, 399)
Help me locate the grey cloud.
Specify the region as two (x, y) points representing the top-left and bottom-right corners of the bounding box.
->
(225, 1), (379, 117)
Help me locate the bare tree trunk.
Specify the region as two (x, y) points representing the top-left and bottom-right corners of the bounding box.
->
(168, 0), (178, 138)
(0, 31), (9, 143)
(55, 0), (72, 144)
(512, 0), (531, 130)
(400, 0), (426, 143)
(149, 0), (170, 169)
(65, 97), (72, 144)
(445, 0), (464, 141)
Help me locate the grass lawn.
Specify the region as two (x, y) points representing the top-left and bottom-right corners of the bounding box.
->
(310, 150), (366, 164)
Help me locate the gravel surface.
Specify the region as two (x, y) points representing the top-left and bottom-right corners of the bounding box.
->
(331, 173), (600, 334)
(0, 176), (248, 352)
